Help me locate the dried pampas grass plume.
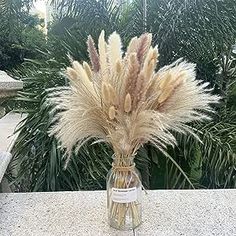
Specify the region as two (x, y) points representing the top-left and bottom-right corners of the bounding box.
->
(87, 35), (100, 72)
(50, 31), (219, 163)
(124, 93), (132, 113)
(83, 61), (92, 80)
(108, 106), (116, 120)
(108, 32), (122, 70)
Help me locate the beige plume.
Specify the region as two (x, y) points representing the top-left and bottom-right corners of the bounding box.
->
(101, 82), (111, 104)
(108, 106), (116, 120)
(83, 61), (92, 80)
(107, 32), (122, 70)
(72, 61), (96, 96)
(98, 30), (108, 79)
(107, 83), (118, 106)
(125, 53), (140, 96)
(115, 59), (122, 74)
(66, 67), (78, 81)
(72, 61), (90, 82)
(126, 37), (138, 55)
(124, 93), (132, 113)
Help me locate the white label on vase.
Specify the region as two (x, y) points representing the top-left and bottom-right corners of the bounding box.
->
(112, 187), (137, 203)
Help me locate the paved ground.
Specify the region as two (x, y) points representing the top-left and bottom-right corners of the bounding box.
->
(0, 189), (235, 236)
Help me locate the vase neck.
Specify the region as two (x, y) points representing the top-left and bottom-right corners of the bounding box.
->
(112, 155), (135, 167)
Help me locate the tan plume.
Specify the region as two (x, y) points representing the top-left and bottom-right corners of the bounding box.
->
(137, 33), (152, 63)
(124, 93), (132, 113)
(83, 61), (92, 80)
(87, 35), (100, 72)
(108, 106), (116, 120)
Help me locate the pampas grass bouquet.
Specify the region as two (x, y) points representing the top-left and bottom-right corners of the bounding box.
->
(51, 30), (218, 230)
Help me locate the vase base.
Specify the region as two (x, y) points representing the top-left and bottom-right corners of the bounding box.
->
(109, 219), (142, 231)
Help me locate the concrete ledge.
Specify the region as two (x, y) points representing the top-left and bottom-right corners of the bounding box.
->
(0, 151), (12, 182)
(0, 112), (26, 190)
(0, 112), (26, 152)
(0, 190), (235, 236)
(0, 71), (23, 91)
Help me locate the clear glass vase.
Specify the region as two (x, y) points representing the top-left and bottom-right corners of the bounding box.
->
(106, 156), (142, 230)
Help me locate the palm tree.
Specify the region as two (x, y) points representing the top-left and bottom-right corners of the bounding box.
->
(0, 0), (44, 70)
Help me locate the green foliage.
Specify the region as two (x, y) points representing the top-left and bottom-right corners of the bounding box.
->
(216, 48), (236, 110)
(0, 0), (46, 70)
(8, 88), (113, 191)
(6, 0), (236, 191)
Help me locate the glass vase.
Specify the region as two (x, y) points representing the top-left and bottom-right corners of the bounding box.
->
(106, 156), (142, 230)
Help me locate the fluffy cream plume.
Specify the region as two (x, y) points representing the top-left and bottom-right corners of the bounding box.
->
(107, 32), (122, 70)
(142, 46), (159, 78)
(71, 61), (96, 96)
(107, 83), (119, 106)
(126, 37), (138, 55)
(132, 46), (159, 108)
(83, 61), (92, 80)
(66, 67), (78, 81)
(98, 30), (108, 78)
(72, 61), (89, 81)
(50, 31), (219, 162)
(101, 82), (110, 104)
(115, 60), (122, 74)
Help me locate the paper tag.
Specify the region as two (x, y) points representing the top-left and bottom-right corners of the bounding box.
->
(112, 187), (137, 203)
